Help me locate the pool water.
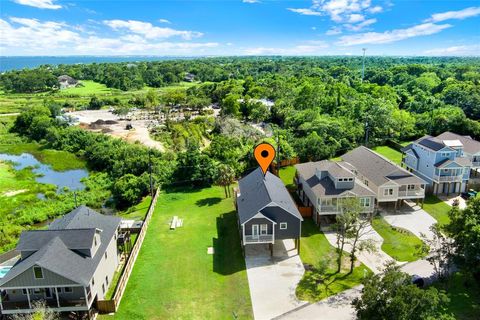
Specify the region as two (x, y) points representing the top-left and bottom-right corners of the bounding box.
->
(0, 266), (12, 278)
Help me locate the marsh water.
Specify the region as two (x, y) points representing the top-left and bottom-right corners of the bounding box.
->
(0, 153), (88, 192)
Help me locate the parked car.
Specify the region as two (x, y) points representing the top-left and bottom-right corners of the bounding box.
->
(461, 189), (478, 200)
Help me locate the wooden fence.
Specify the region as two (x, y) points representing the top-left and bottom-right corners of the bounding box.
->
(96, 188), (160, 314)
(0, 250), (19, 264)
(297, 206), (313, 218)
(270, 157), (300, 175)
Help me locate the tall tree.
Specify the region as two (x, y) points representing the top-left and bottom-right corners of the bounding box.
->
(214, 164), (236, 198)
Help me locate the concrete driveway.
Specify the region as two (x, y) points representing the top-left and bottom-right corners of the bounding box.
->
(380, 201), (437, 241)
(321, 224), (397, 274)
(438, 195), (468, 210)
(245, 239), (307, 320)
(278, 258), (439, 320)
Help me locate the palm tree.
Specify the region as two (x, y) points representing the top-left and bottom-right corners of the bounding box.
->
(215, 164), (236, 198)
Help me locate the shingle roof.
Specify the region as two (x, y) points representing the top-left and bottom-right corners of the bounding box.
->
(436, 132), (480, 155)
(295, 160), (375, 198)
(401, 144), (419, 159)
(16, 229), (97, 252)
(237, 168), (302, 224)
(435, 157), (472, 168)
(0, 206), (121, 287)
(342, 146), (426, 186)
(416, 135), (446, 151)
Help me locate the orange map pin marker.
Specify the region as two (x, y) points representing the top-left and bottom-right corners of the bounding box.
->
(254, 143), (276, 175)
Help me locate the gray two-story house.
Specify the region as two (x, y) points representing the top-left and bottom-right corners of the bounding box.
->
(236, 168), (303, 248)
(343, 146), (427, 209)
(0, 206), (122, 318)
(295, 160), (376, 225)
(402, 134), (472, 194)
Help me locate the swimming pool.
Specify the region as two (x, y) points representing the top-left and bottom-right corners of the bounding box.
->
(0, 266), (12, 278)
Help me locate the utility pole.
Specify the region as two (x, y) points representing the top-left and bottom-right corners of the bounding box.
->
(361, 48), (367, 82)
(148, 150), (154, 197)
(74, 191), (77, 207)
(276, 132), (281, 175)
(364, 120), (369, 147)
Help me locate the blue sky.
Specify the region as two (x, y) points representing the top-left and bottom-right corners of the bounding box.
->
(1, 0), (479, 56)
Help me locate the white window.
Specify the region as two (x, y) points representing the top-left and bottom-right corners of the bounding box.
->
(383, 188), (394, 196)
(64, 287), (73, 293)
(260, 224), (268, 235)
(441, 152), (449, 157)
(104, 251), (108, 260)
(280, 223), (287, 230)
(33, 288), (41, 294)
(360, 198), (370, 207)
(92, 278), (95, 286)
(33, 266), (43, 279)
(102, 284), (105, 294)
(348, 178), (354, 181)
(364, 180), (369, 186)
(407, 185), (415, 190)
(105, 276), (109, 286)
(22, 289), (28, 295)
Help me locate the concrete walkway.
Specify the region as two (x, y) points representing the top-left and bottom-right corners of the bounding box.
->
(279, 258), (438, 320)
(321, 224), (397, 274)
(380, 201), (438, 241)
(245, 239), (307, 320)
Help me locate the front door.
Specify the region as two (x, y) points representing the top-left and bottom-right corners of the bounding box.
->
(45, 288), (52, 299)
(252, 225), (259, 239)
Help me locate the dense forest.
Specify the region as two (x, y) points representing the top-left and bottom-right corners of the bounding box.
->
(2, 56), (480, 205)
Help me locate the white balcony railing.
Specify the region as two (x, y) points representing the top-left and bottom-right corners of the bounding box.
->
(398, 190), (425, 198)
(472, 161), (480, 167)
(434, 174), (463, 182)
(245, 234), (274, 243)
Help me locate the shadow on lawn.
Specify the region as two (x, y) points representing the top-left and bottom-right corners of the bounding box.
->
(196, 197), (222, 207)
(213, 211), (247, 276)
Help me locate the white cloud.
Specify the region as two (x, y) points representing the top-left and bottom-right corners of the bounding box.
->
(426, 7), (480, 22)
(311, 26), (317, 30)
(158, 19), (171, 24)
(337, 22), (451, 46)
(424, 45), (480, 56)
(287, 8), (323, 16)
(344, 18), (376, 31)
(244, 41), (328, 55)
(0, 17), (218, 55)
(325, 26), (342, 35)
(103, 19), (203, 40)
(13, 0), (62, 9)
(368, 5), (383, 13)
(347, 13), (365, 23)
(243, 0), (259, 3)
(289, 0), (382, 24)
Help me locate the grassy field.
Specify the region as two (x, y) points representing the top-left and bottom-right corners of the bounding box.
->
(371, 146), (403, 164)
(104, 186), (252, 320)
(435, 272), (480, 319)
(371, 216), (425, 262)
(296, 219), (371, 302)
(279, 166), (296, 189)
(57, 80), (117, 96)
(423, 195), (451, 226)
(118, 196), (152, 221)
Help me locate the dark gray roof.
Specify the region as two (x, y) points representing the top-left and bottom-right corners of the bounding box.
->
(295, 160), (375, 198)
(436, 132), (480, 155)
(0, 206), (121, 287)
(237, 168), (302, 224)
(416, 135), (446, 151)
(16, 229), (97, 251)
(342, 146), (426, 186)
(401, 144), (419, 159)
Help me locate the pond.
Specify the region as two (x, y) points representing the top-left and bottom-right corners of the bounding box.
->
(0, 153), (88, 192)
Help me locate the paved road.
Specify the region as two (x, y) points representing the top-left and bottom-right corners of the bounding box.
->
(279, 258), (437, 320)
(245, 240), (307, 320)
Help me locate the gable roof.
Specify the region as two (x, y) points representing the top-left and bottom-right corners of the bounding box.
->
(237, 168), (302, 224)
(342, 146), (426, 186)
(436, 132), (480, 155)
(16, 229), (97, 252)
(415, 135), (447, 151)
(0, 206), (121, 287)
(295, 160), (375, 198)
(435, 157), (472, 168)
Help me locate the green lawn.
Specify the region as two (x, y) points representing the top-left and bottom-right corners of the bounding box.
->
(371, 216), (425, 262)
(58, 80), (117, 96)
(118, 196), (152, 221)
(371, 146), (403, 165)
(279, 166), (296, 189)
(435, 272), (480, 319)
(296, 219), (371, 302)
(103, 186), (253, 320)
(423, 195), (451, 226)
